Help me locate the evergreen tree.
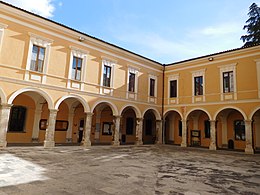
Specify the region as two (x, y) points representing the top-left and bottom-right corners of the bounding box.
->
(241, 3), (260, 47)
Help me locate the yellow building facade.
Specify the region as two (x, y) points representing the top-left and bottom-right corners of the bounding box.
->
(0, 2), (259, 154)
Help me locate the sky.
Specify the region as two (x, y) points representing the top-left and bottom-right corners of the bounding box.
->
(1, 0), (257, 63)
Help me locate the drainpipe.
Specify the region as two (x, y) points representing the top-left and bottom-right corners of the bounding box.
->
(162, 64), (165, 144)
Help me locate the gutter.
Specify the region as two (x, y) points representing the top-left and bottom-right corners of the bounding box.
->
(162, 65), (165, 144)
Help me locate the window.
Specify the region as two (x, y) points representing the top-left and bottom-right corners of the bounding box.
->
(145, 119), (152, 135)
(170, 80), (177, 98)
(178, 120), (182, 137)
(8, 106), (26, 132)
(234, 120), (245, 141)
(194, 76), (203, 95)
(128, 72), (135, 92)
(103, 65), (112, 87)
(30, 45), (45, 72)
(223, 71), (234, 93)
(204, 120), (210, 138)
(25, 33), (53, 83)
(102, 122), (113, 135)
(71, 56), (82, 80)
(150, 78), (155, 97)
(126, 117), (134, 135)
(127, 67), (139, 99)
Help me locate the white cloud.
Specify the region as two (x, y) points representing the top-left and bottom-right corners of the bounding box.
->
(111, 21), (245, 63)
(199, 23), (243, 37)
(2, 0), (55, 18)
(114, 31), (201, 63)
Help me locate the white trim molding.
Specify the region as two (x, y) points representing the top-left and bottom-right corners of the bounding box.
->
(167, 74), (179, 105)
(67, 46), (88, 91)
(0, 22), (8, 55)
(218, 63), (237, 101)
(99, 58), (115, 95)
(191, 69), (206, 103)
(24, 33), (53, 84)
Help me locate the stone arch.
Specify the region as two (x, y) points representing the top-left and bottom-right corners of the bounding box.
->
(213, 106), (247, 120)
(0, 86), (7, 104)
(164, 108), (183, 120)
(249, 107), (260, 120)
(55, 94), (90, 113)
(185, 107), (212, 120)
(163, 108), (183, 145)
(8, 87), (54, 109)
(142, 107), (161, 120)
(120, 104), (141, 118)
(91, 100), (119, 116)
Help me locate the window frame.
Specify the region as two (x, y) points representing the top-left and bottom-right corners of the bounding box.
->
(223, 71), (234, 93)
(103, 65), (112, 87)
(234, 120), (245, 141)
(71, 56), (83, 81)
(167, 74), (179, 104)
(25, 33), (53, 83)
(30, 44), (46, 73)
(128, 72), (136, 92)
(100, 59), (115, 88)
(67, 46), (88, 90)
(8, 106), (27, 132)
(126, 66), (139, 100)
(169, 80), (177, 98)
(191, 69), (205, 103)
(194, 76), (203, 96)
(149, 78), (155, 97)
(218, 63), (237, 100)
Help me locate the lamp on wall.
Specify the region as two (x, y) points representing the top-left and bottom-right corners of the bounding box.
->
(208, 57), (214, 61)
(78, 36), (85, 42)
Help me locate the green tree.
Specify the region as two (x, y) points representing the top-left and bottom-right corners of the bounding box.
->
(241, 3), (260, 47)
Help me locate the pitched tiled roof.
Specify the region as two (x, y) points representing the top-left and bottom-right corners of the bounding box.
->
(1, 1), (260, 67)
(0, 1), (162, 65)
(166, 43), (260, 66)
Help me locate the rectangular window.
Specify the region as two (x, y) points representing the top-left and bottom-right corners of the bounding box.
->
(194, 76), (203, 96)
(223, 71), (234, 93)
(170, 80), (177, 98)
(102, 122), (113, 135)
(30, 45), (45, 72)
(71, 56), (82, 80)
(126, 117), (134, 135)
(8, 106), (27, 132)
(150, 78), (155, 97)
(178, 120), (182, 137)
(128, 72), (135, 92)
(234, 120), (245, 141)
(204, 120), (210, 138)
(103, 65), (111, 87)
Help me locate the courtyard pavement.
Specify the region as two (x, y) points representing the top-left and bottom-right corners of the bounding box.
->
(0, 145), (259, 195)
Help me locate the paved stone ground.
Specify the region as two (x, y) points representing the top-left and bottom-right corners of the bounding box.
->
(0, 145), (259, 195)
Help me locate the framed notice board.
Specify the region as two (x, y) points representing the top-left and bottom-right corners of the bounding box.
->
(191, 130), (201, 146)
